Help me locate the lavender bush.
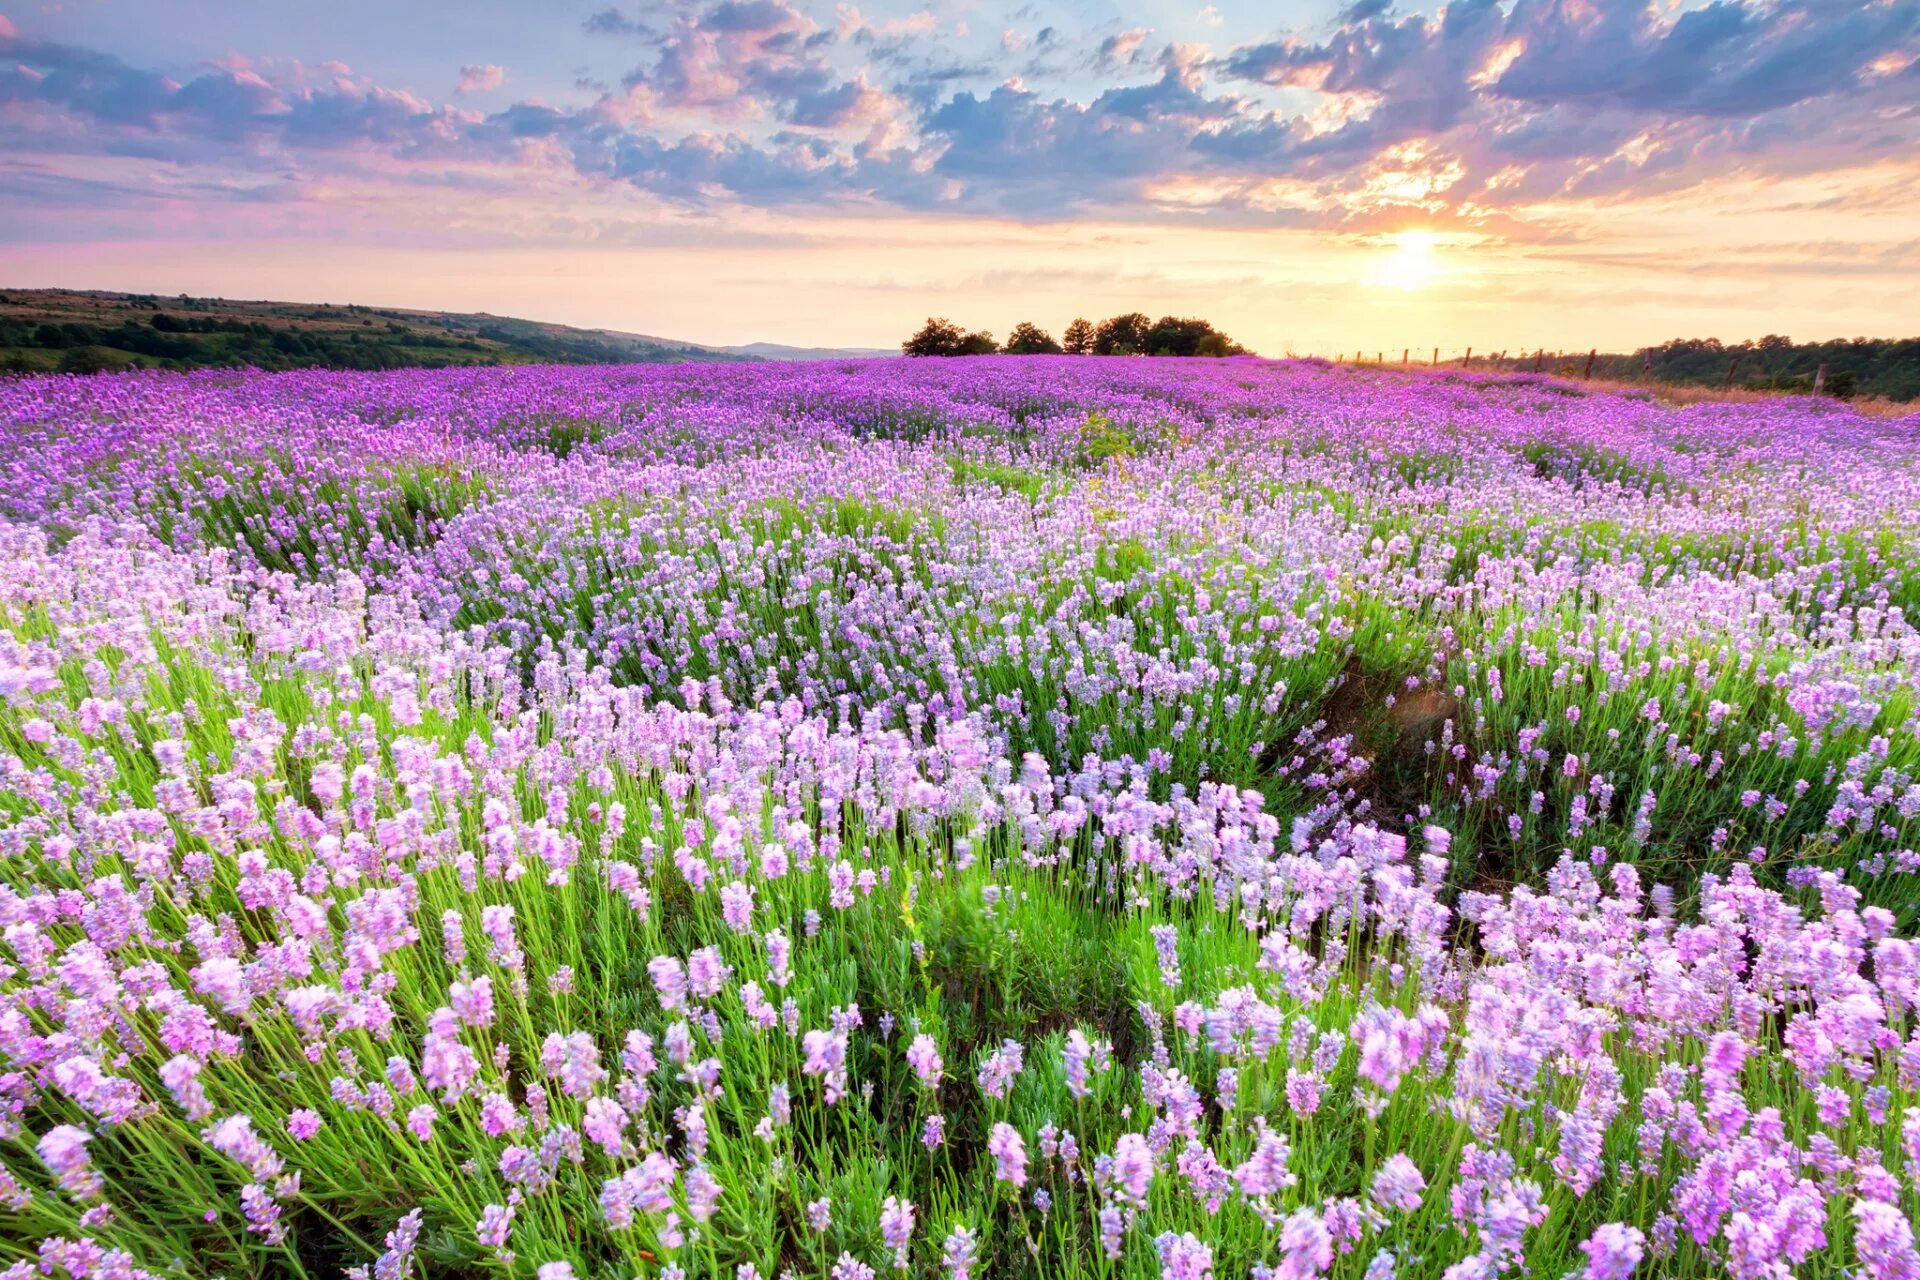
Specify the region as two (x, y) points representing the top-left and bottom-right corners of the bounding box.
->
(2, 357), (1919, 1279)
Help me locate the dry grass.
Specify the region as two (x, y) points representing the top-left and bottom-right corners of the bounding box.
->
(1329, 360), (1917, 420)
(1578, 375), (1916, 419)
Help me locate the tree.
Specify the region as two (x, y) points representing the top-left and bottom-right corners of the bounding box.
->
(1003, 322), (1061, 355)
(1144, 316), (1216, 357)
(1093, 312), (1152, 356)
(57, 346), (113, 375)
(909, 311), (1250, 361)
(903, 317), (966, 357)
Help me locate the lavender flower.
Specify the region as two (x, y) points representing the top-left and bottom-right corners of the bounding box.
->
(1578, 1223), (1645, 1280)
(988, 1123), (1028, 1188)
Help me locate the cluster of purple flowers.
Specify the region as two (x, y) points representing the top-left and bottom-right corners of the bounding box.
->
(0, 358), (1916, 1278)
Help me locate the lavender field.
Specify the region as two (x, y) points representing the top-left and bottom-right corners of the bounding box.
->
(5, 356), (1920, 1280)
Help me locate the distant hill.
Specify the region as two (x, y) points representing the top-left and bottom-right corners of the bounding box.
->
(0, 288), (884, 375)
(716, 341), (900, 361)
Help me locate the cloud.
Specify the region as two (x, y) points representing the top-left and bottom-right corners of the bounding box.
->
(701, 0), (802, 35)
(0, 31), (482, 160)
(1, 0), (1915, 232)
(456, 64), (506, 95)
(1224, 0), (1506, 152)
(583, 9), (652, 38)
(1216, 0), (1920, 212)
(603, 0), (902, 134)
(1097, 27), (1150, 68)
(1485, 0), (1919, 119)
(914, 46), (1261, 214)
(0, 33), (177, 128)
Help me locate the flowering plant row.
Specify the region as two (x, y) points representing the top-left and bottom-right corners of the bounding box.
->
(1, 358), (1918, 1279)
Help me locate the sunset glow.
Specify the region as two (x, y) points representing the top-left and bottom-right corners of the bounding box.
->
(0, 0), (1915, 354)
(1374, 232), (1444, 293)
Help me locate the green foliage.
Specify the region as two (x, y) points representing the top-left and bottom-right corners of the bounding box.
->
(1092, 312), (1152, 357)
(55, 346), (120, 374)
(1076, 411), (1139, 465)
(1142, 316), (1242, 358)
(0, 291), (754, 374)
(947, 457), (1049, 501)
(1092, 536), (1152, 583)
(1001, 323), (1061, 355)
(538, 416), (612, 459)
(913, 314), (1243, 359)
(904, 317), (969, 357)
(904, 319), (999, 357)
(1632, 334), (1918, 401)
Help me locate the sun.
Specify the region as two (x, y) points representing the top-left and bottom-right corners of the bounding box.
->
(1378, 231), (1442, 292)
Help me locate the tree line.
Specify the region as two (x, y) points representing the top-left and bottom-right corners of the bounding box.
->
(1443, 334), (1919, 402)
(903, 313), (1247, 358)
(1628, 335), (1920, 402)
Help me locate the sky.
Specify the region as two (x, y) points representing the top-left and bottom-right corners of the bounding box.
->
(0, 0), (1916, 356)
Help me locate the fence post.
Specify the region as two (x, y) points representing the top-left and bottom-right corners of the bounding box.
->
(1431, 348), (1438, 366)
(1725, 354), (1741, 389)
(1402, 349), (1409, 365)
(1464, 347), (1472, 367)
(1813, 363), (1828, 394)
(1583, 348), (1596, 379)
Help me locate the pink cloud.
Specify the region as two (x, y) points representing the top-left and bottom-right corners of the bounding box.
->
(456, 64), (506, 95)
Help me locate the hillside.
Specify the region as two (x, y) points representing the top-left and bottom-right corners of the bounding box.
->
(0, 288), (767, 374)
